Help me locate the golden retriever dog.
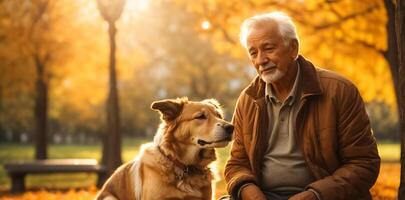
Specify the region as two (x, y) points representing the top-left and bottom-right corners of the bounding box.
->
(95, 97), (234, 200)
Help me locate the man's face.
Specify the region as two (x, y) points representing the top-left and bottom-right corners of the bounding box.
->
(246, 21), (298, 84)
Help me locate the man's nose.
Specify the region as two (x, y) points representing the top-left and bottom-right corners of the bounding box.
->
(257, 51), (269, 65)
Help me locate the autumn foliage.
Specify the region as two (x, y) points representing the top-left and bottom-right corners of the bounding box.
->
(0, 0), (398, 140)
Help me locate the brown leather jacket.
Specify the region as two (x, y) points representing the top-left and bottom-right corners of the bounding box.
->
(224, 55), (380, 200)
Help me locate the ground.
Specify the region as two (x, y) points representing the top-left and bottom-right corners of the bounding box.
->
(0, 139), (400, 200)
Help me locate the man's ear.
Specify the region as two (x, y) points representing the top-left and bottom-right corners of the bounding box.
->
(290, 39), (299, 59)
(151, 98), (186, 121)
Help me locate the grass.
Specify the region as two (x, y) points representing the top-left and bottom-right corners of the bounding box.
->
(0, 139), (400, 198)
(377, 142), (400, 161)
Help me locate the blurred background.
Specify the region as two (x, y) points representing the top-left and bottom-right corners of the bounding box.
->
(0, 0), (401, 199)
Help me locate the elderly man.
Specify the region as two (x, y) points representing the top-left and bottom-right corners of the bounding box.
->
(223, 12), (380, 200)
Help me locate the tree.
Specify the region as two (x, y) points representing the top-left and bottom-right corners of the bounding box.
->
(396, 0), (405, 198)
(96, 0), (126, 176)
(0, 0), (75, 158)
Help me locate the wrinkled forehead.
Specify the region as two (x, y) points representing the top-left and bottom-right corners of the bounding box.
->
(182, 102), (223, 118)
(246, 21), (282, 46)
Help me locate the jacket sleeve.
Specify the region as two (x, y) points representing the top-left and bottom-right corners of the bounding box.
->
(307, 83), (381, 200)
(224, 92), (258, 197)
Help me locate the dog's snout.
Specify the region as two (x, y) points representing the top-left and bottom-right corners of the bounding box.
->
(224, 124), (234, 135)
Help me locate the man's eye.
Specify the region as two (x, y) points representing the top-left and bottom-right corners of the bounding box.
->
(195, 114), (207, 120)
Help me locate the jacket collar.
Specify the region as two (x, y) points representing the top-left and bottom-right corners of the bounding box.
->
(245, 55), (323, 100)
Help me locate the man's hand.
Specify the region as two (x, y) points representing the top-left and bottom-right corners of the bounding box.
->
(240, 184), (267, 200)
(288, 191), (317, 200)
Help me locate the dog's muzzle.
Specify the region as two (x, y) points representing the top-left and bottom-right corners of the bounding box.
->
(197, 124), (234, 146)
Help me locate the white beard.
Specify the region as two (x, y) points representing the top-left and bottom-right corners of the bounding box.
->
(260, 69), (285, 83)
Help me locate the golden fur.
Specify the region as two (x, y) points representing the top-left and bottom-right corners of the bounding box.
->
(95, 98), (233, 200)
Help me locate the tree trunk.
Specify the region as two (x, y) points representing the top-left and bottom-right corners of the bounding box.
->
(384, 0), (400, 104)
(397, 0), (405, 198)
(34, 55), (48, 160)
(0, 84), (4, 139)
(101, 21), (122, 176)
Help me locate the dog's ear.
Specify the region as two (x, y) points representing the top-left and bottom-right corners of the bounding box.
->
(151, 98), (186, 121)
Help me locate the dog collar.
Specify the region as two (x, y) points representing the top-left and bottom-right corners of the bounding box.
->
(156, 145), (206, 180)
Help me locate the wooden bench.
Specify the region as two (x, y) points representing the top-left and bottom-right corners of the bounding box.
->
(3, 159), (107, 193)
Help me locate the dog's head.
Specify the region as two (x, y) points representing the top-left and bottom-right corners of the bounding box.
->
(151, 97), (234, 149)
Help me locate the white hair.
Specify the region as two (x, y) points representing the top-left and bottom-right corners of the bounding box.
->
(239, 12), (299, 48)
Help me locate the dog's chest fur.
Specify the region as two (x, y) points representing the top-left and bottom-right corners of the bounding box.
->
(140, 146), (214, 199)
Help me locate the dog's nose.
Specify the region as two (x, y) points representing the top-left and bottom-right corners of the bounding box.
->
(224, 124), (234, 135)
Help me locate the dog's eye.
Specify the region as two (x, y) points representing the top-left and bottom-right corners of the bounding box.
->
(215, 112), (223, 119)
(195, 113), (207, 120)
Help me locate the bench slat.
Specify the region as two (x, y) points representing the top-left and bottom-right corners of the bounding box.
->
(4, 159), (108, 193)
(4, 159), (106, 174)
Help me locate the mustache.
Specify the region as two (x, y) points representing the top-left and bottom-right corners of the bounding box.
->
(259, 62), (276, 71)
